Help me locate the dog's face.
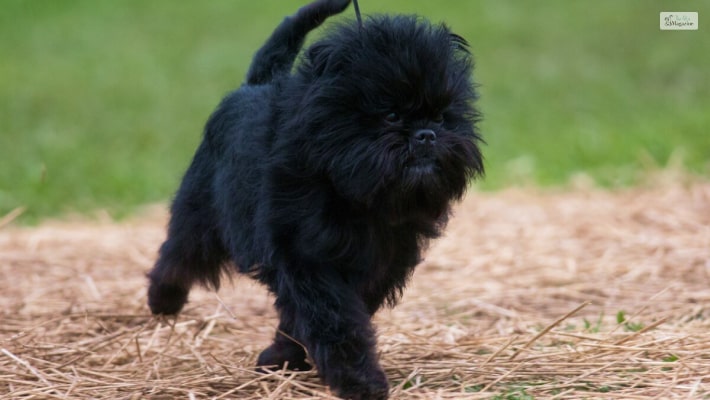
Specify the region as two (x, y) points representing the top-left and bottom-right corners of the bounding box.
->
(292, 16), (483, 216)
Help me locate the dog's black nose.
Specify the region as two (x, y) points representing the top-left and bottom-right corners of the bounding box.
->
(414, 129), (437, 144)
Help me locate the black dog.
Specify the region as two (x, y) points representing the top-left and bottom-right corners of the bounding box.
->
(147, 1), (483, 398)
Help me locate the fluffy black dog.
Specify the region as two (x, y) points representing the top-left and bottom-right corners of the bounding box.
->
(147, 0), (483, 398)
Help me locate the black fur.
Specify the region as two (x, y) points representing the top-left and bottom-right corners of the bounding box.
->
(147, 1), (483, 398)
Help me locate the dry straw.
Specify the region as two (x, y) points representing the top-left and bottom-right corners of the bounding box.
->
(1, 181), (709, 399)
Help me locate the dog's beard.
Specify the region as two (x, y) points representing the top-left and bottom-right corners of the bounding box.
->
(323, 124), (481, 220)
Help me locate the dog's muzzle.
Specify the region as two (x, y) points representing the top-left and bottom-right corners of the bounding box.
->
(414, 129), (437, 144)
(406, 129), (439, 173)
(409, 129), (437, 158)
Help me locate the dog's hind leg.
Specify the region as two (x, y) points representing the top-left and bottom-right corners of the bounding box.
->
(147, 155), (228, 315)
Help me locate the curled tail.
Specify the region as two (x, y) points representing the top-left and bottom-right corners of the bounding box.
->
(246, 0), (351, 85)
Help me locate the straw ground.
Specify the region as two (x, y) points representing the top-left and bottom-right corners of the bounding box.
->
(2, 181), (709, 399)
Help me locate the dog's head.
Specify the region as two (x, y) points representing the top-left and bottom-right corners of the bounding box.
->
(285, 15), (483, 220)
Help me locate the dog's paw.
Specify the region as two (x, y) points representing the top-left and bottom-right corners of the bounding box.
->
(147, 282), (188, 315)
(333, 368), (389, 400)
(256, 341), (312, 372)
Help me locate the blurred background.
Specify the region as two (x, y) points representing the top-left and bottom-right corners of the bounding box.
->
(1, 0), (708, 223)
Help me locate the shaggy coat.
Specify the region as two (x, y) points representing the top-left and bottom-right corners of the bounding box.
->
(147, 1), (483, 398)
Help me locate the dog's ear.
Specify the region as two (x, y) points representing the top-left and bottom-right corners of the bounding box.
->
(306, 42), (343, 77)
(449, 33), (470, 55)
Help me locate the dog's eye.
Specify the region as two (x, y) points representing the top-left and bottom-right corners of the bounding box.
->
(433, 113), (445, 124)
(384, 112), (401, 124)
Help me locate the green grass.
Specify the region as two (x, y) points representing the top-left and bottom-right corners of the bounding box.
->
(1, 1), (708, 222)
(616, 310), (645, 332)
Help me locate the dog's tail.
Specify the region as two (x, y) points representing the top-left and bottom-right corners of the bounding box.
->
(246, 0), (351, 85)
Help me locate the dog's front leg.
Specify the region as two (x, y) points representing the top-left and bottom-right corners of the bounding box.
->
(272, 268), (389, 400)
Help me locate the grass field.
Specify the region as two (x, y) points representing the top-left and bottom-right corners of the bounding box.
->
(1, 1), (708, 222)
